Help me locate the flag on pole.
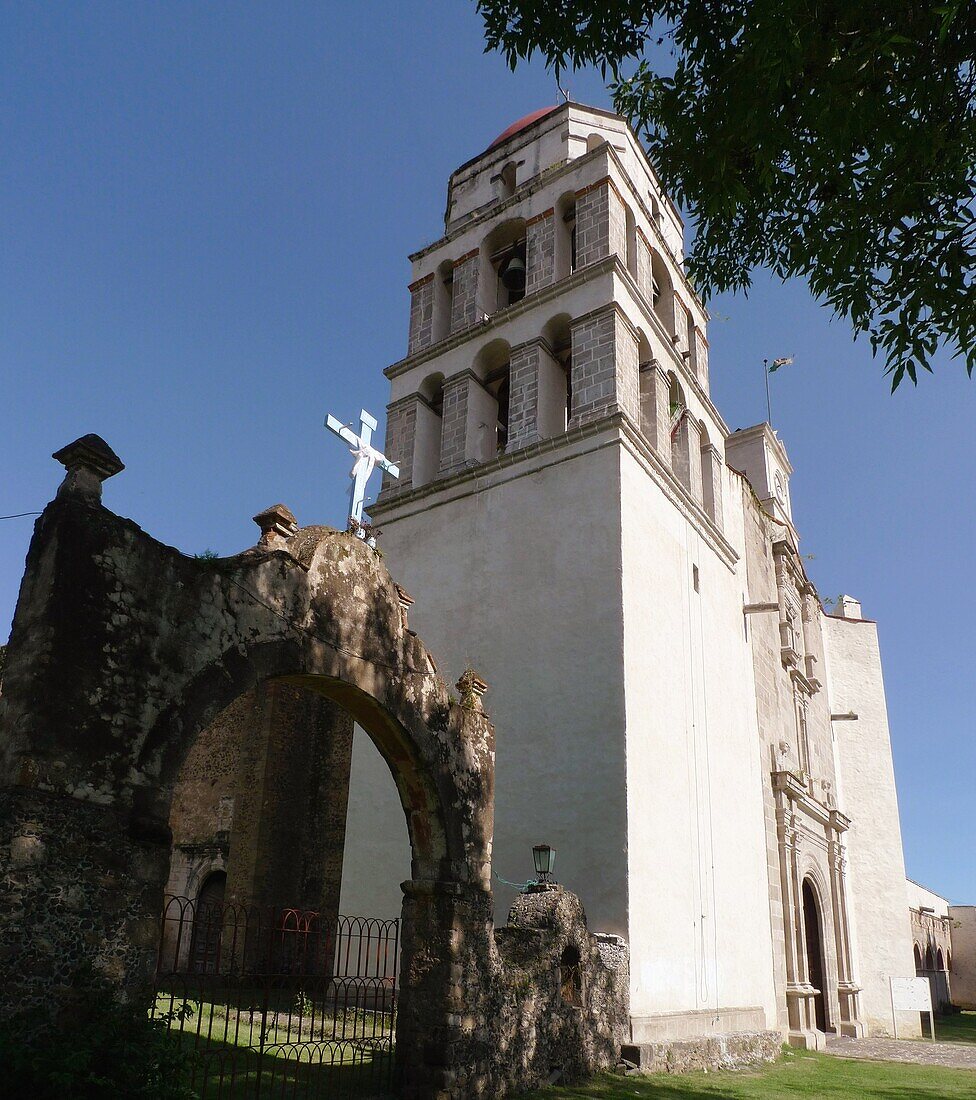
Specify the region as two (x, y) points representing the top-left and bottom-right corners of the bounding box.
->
(768, 356), (794, 372)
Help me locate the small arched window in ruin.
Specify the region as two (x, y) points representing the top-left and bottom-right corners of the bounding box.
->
(560, 945), (583, 1007)
(937, 948), (946, 972)
(914, 943), (923, 973)
(191, 870), (227, 974)
(924, 945), (935, 972)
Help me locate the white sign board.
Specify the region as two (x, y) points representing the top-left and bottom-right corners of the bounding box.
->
(889, 976), (935, 1040)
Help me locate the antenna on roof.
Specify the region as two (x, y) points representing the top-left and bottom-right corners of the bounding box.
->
(557, 78), (571, 103)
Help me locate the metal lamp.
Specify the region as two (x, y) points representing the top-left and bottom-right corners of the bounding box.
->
(532, 844), (556, 884)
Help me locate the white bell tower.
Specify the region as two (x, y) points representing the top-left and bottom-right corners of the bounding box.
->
(343, 102), (781, 1044)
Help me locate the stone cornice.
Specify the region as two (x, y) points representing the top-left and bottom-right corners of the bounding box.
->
(772, 769), (849, 832)
(370, 412), (739, 571)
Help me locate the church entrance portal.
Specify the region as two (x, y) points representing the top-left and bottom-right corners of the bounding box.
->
(802, 879), (830, 1033)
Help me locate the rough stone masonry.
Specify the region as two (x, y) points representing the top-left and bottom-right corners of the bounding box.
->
(0, 434), (628, 1099)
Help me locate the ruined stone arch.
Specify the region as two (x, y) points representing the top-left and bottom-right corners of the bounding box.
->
(0, 443), (496, 1096)
(0, 437), (629, 1097)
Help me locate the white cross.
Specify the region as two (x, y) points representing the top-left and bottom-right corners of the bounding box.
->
(325, 409), (399, 537)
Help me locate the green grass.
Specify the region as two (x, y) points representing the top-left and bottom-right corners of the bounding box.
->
(937, 1012), (976, 1046)
(522, 1048), (976, 1100)
(153, 992), (395, 1096)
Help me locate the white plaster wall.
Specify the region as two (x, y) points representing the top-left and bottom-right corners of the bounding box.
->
(343, 438), (632, 935)
(822, 615), (920, 1036)
(948, 906), (976, 1008)
(338, 726), (411, 919)
(907, 878), (951, 918)
(619, 450), (777, 1023)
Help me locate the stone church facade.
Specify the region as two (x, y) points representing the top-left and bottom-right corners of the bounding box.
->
(332, 102), (920, 1048)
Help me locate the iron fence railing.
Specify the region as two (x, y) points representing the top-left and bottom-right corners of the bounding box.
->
(152, 895), (399, 1098)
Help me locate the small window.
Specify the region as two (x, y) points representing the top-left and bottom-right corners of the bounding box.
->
(560, 945), (582, 1007)
(693, 564), (700, 593)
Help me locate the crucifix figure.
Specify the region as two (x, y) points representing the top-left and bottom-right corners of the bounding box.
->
(325, 409), (399, 542)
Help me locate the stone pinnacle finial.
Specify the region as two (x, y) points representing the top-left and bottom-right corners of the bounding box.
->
(252, 504), (298, 549)
(456, 669), (488, 712)
(52, 434), (125, 502)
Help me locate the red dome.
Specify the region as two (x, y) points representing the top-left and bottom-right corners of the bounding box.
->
(486, 106), (561, 151)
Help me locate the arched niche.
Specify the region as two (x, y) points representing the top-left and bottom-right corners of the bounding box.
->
(474, 338), (513, 456)
(481, 218), (527, 313)
(414, 371), (445, 486)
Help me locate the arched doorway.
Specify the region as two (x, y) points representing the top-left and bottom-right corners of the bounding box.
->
(189, 870), (226, 974)
(802, 879), (830, 1033)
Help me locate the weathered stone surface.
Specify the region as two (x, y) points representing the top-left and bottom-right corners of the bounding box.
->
(620, 1031), (781, 1075)
(0, 448), (631, 1098)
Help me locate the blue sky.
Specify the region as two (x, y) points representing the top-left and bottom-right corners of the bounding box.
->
(2, 2), (972, 903)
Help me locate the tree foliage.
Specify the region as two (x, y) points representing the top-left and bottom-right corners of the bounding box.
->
(478, 0), (976, 388)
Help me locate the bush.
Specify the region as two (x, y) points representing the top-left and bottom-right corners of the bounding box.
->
(0, 985), (198, 1100)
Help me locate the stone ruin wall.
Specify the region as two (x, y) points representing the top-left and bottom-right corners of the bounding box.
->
(0, 435), (632, 1098)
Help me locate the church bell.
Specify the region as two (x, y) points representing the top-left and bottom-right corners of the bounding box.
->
(500, 254), (526, 292)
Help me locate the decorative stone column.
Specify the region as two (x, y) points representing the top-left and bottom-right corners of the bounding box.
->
(639, 362), (672, 463)
(574, 178), (627, 268)
(407, 274), (435, 355)
(671, 413), (703, 505)
(701, 443), (724, 527)
(774, 773), (825, 1050)
(507, 339), (567, 450)
(525, 210), (555, 294)
(450, 250), (480, 333)
(438, 371), (496, 476)
(828, 824), (864, 1037)
(569, 305), (639, 430)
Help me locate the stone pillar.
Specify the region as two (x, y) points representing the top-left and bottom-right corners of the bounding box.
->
(450, 250), (480, 333)
(383, 397), (419, 492)
(694, 328), (709, 386)
(569, 305), (640, 430)
(635, 229), (654, 305)
(438, 371), (496, 475)
(507, 339), (567, 450)
(701, 442), (724, 527)
(574, 178), (627, 268)
(395, 880), (493, 1098)
(525, 210), (555, 294)
(407, 274), (435, 355)
(672, 413), (703, 504)
(639, 362), (672, 462)
(829, 834), (864, 1037)
(672, 298), (690, 357)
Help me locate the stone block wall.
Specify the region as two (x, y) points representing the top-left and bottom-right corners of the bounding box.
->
(574, 179), (626, 269)
(526, 211), (556, 295)
(507, 340), (567, 451)
(450, 251), (480, 332)
(408, 275), (435, 355)
(383, 397), (418, 491)
(672, 414), (703, 505)
(570, 306), (640, 429)
(438, 373), (471, 475)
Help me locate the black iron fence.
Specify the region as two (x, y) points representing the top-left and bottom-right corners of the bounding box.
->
(152, 895), (399, 1098)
